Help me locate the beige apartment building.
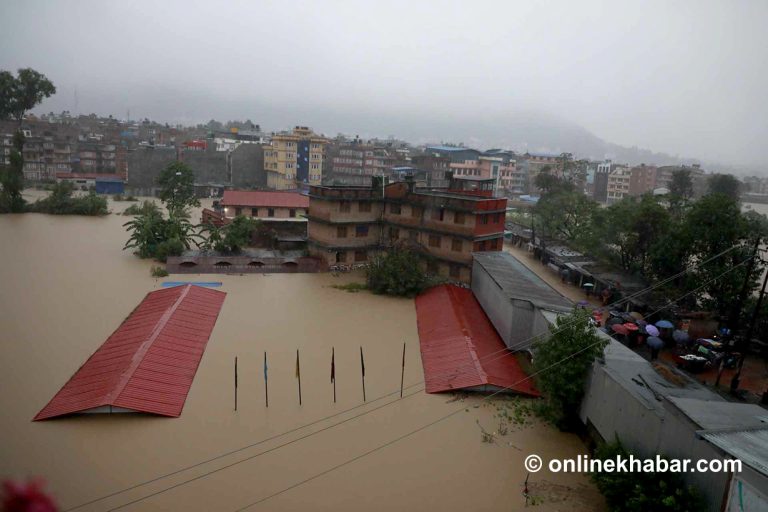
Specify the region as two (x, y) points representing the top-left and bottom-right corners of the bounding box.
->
(265, 126), (328, 190)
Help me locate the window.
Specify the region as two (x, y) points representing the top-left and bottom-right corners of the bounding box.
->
(235, 207), (242, 216)
(354, 250), (367, 262)
(335, 251), (346, 263)
(454, 212), (465, 224)
(356, 225), (369, 237)
(251, 208), (258, 216)
(411, 206), (421, 218)
(479, 240), (487, 251)
(337, 226), (348, 238)
(493, 213), (501, 223)
(480, 215), (489, 225)
(409, 230), (418, 241)
(359, 202), (371, 212)
(390, 204), (401, 215)
(339, 202), (351, 213)
(429, 235), (441, 248)
(289, 209), (296, 218)
(268, 208), (275, 217)
(432, 208), (445, 221)
(427, 261), (439, 274)
(451, 238), (463, 252)
(389, 227), (399, 240)
(449, 264), (461, 279)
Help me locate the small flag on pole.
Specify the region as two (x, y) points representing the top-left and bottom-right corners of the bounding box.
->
(331, 347), (336, 403)
(360, 346), (366, 402)
(263, 351), (269, 408)
(296, 349), (302, 405)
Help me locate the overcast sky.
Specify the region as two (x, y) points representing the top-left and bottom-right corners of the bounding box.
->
(1, 0), (766, 167)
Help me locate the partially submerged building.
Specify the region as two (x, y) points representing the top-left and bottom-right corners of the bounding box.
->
(471, 251), (573, 350)
(34, 285), (226, 420)
(307, 176), (507, 282)
(581, 338), (768, 512)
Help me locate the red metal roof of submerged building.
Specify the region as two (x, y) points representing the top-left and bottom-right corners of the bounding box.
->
(34, 285), (226, 420)
(415, 284), (539, 396)
(222, 190), (309, 209)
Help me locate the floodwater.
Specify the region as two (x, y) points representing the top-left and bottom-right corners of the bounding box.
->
(0, 192), (604, 511)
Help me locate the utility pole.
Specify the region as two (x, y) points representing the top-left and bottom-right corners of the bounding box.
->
(715, 238), (760, 387)
(731, 262), (768, 393)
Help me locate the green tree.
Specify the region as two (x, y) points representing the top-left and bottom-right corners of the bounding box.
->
(366, 248), (429, 297)
(123, 208), (167, 258)
(591, 438), (704, 512)
(534, 190), (598, 245)
(668, 168), (693, 214)
(156, 162), (200, 218)
(532, 308), (608, 430)
(707, 173), (742, 201)
(215, 215), (259, 253)
(0, 68), (56, 213)
(684, 194), (756, 315)
(25, 181), (108, 215)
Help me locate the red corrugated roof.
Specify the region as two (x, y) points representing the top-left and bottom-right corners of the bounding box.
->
(415, 284), (539, 396)
(221, 190), (308, 208)
(34, 285), (226, 420)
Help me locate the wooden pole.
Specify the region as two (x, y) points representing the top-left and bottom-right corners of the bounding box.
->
(400, 342), (406, 398)
(296, 349), (302, 406)
(264, 351), (268, 408)
(234, 356), (238, 412)
(360, 346), (366, 402)
(331, 347), (336, 403)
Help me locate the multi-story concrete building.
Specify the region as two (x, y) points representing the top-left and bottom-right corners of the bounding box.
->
(329, 143), (398, 186)
(411, 154), (451, 189)
(593, 160), (613, 203)
(606, 166), (632, 203)
(307, 176), (507, 282)
(265, 126), (327, 190)
(425, 146), (519, 196)
(629, 164), (658, 196)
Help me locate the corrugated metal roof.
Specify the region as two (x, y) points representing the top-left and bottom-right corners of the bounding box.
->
(222, 190), (309, 209)
(34, 285), (226, 420)
(701, 428), (768, 477)
(472, 252), (573, 312)
(415, 285), (539, 396)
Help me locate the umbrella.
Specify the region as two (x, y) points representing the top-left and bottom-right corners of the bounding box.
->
(673, 330), (690, 344)
(578, 300), (589, 307)
(646, 336), (664, 349)
(606, 317), (624, 327)
(583, 283), (595, 288)
(656, 320), (675, 329)
(611, 324), (629, 335)
(609, 310), (622, 318)
(629, 312), (644, 320)
(623, 323), (639, 331)
(645, 325), (660, 337)
(636, 319), (648, 327)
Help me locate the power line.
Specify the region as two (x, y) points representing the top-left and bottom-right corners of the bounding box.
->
(64, 244), (750, 511)
(233, 257), (757, 510)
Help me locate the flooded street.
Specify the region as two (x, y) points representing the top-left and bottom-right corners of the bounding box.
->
(0, 194), (604, 511)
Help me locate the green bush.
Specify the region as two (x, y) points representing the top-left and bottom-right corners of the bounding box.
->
(155, 238), (185, 262)
(150, 266), (169, 278)
(366, 248), (429, 297)
(25, 182), (108, 216)
(123, 200), (160, 216)
(592, 438), (704, 512)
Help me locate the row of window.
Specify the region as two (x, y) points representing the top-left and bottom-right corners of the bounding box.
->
(339, 201), (372, 213)
(337, 225), (369, 238)
(332, 249), (463, 279)
(233, 207), (301, 218)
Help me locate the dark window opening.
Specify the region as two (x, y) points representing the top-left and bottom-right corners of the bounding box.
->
(337, 226), (348, 238)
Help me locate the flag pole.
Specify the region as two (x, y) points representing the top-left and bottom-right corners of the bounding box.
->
(331, 346), (336, 403)
(234, 356), (238, 412)
(296, 349), (302, 406)
(400, 342), (406, 398)
(360, 346), (366, 402)
(264, 351), (268, 408)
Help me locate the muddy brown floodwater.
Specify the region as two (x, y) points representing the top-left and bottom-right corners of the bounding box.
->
(0, 192), (605, 511)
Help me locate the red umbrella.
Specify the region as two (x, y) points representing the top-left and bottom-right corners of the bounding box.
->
(611, 324), (629, 335)
(623, 323), (639, 331)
